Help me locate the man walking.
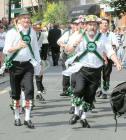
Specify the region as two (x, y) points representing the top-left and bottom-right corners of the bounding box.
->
(3, 9), (41, 129)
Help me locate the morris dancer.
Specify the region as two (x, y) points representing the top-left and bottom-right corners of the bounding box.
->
(3, 9), (41, 129)
(62, 15), (121, 127)
(97, 18), (119, 99)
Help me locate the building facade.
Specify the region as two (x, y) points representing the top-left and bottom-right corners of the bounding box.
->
(0, 0), (39, 19)
(0, 0), (125, 28)
(0, 0), (99, 19)
(0, 0), (8, 19)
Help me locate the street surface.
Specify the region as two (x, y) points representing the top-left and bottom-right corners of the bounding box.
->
(0, 61), (126, 140)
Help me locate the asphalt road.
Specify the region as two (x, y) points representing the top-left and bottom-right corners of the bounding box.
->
(0, 64), (126, 140)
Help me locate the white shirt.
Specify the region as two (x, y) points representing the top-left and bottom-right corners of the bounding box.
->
(41, 30), (48, 44)
(63, 32), (115, 76)
(57, 29), (73, 45)
(0, 32), (6, 49)
(36, 31), (43, 50)
(102, 31), (119, 47)
(3, 26), (41, 63)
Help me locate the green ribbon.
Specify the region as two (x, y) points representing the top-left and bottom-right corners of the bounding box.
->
(82, 101), (91, 112)
(66, 86), (74, 96)
(75, 32), (103, 62)
(103, 80), (110, 91)
(71, 97), (83, 106)
(71, 96), (91, 112)
(5, 27), (33, 69)
(5, 49), (20, 69)
(20, 28), (35, 59)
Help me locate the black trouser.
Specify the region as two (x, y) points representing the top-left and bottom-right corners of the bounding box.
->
(61, 52), (67, 70)
(62, 75), (70, 93)
(51, 46), (60, 66)
(102, 59), (113, 82)
(40, 44), (49, 60)
(61, 52), (70, 93)
(9, 61), (34, 100)
(72, 67), (102, 104)
(35, 75), (44, 92)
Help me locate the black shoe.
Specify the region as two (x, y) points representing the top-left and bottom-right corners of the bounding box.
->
(60, 92), (68, 96)
(14, 119), (21, 126)
(91, 103), (95, 109)
(36, 94), (45, 101)
(96, 90), (102, 97)
(69, 114), (80, 125)
(80, 119), (91, 128)
(69, 106), (75, 114)
(101, 94), (107, 99)
(24, 120), (35, 129)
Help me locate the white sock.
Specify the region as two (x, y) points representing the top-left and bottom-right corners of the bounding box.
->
(102, 89), (108, 95)
(37, 91), (41, 94)
(79, 105), (83, 110)
(14, 109), (20, 120)
(72, 103), (75, 107)
(21, 91), (25, 107)
(97, 87), (101, 92)
(74, 106), (79, 116)
(25, 108), (31, 121)
(81, 111), (86, 120)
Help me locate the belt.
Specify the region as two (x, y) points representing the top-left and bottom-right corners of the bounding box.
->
(12, 60), (30, 64)
(81, 66), (102, 71)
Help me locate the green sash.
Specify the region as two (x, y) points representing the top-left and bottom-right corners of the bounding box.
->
(5, 27), (35, 69)
(20, 28), (35, 59)
(75, 32), (103, 62)
(5, 49), (20, 69)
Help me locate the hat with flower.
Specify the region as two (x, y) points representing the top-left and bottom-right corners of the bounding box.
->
(85, 15), (101, 23)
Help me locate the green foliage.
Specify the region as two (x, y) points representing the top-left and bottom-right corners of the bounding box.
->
(31, 12), (43, 24)
(11, 0), (21, 4)
(110, 0), (126, 17)
(43, 2), (68, 24)
(101, 0), (126, 17)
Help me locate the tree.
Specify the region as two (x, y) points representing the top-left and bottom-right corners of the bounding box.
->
(110, 0), (126, 17)
(31, 0), (46, 23)
(100, 0), (126, 17)
(43, 2), (68, 25)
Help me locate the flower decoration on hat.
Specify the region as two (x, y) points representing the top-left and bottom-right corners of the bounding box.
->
(77, 15), (86, 23)
(85, 15), (101, 23)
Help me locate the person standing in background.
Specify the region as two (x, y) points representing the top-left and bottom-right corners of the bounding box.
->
(48, 24), (61, 66)
(33, 21), (46, 101)
(41, 26), (49, 61)
(1, 17), (9, 31)
(0, 24), (6, 68)
(96, 18), (119, 99)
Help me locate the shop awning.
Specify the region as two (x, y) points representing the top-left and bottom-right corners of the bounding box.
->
(69, 4), (100, 18)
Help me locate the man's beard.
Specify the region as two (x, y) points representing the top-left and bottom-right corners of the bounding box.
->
(87, 30), (95, 36)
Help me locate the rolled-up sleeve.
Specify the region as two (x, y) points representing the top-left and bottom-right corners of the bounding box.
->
(31, 29), (41, 63)
(57, 31), (69, 45)
(3, 30), (15, 54)
(104, 42), (115, 58)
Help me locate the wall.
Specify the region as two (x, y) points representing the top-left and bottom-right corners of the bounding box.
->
(0, 0), (8, 19)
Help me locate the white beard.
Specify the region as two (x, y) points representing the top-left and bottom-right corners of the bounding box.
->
(87, 31), (95, 36)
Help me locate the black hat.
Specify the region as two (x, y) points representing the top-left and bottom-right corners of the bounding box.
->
(68, 17), (78, 23)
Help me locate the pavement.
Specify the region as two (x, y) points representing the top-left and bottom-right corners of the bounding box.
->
(0, 62), (126, 140)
